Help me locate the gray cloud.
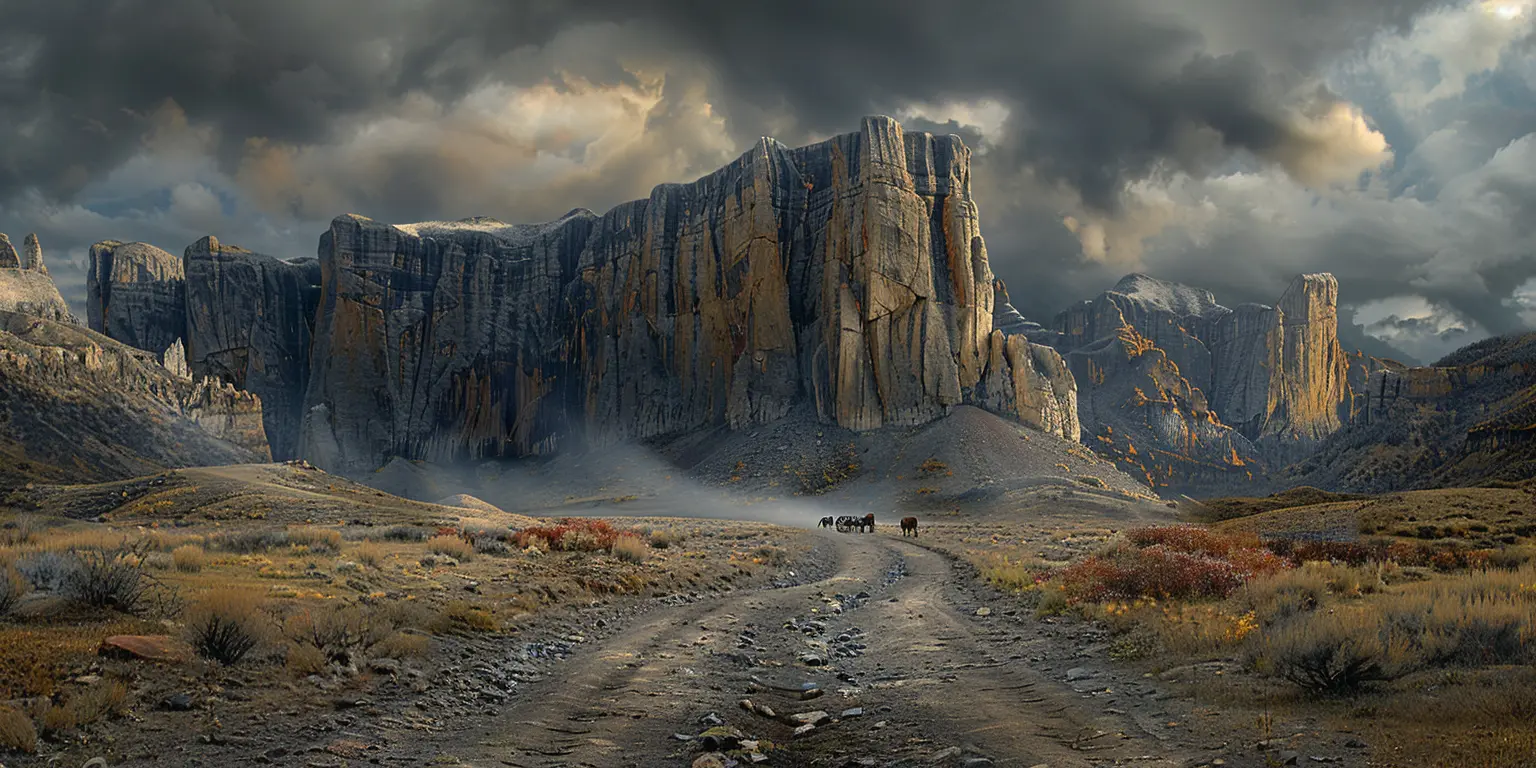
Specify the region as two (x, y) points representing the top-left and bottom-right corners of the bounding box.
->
(0, 0), (1533, 367)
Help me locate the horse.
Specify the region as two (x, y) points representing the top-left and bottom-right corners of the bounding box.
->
(861, 513), (875, 533)
(818, 516), (834, 529)
(900, 516), (918, 537)
(834, 515), (860, 533)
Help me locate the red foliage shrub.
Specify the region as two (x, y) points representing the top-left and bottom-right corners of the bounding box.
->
(512, 519), (619, 553)
(1061, 545), (1260, 602)
(1126, 527), (1261, 557)
(1264, 539), (1385, 566)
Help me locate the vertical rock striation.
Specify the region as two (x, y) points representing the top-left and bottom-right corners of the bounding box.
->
(300, 117), (1077, 473)
(87, 241), (187, 355)
(1049, 272), (1357, 488)
(183, 236), (321, 460)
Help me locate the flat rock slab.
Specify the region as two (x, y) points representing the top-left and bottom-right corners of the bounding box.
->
(99, 635), (193, 663)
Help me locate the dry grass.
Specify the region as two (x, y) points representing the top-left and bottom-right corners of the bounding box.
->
(971, 550), (1048, 593)
(427, 535), (474, 562)
(0, 564), (25, 616)
(284, 643), (327, 676)
(171, 544), (207, 572)
(286, 526), (342, 554)
(351, 541), (385, 567)
(0, 619), (157, 698)
(611, 534), (648, 564)
(371, 631), (430, 659)
(185, 589), (270, 665)
(433, 600), (497, 633)
(0, 705), (37, 754)
(37, 681), (130, 735)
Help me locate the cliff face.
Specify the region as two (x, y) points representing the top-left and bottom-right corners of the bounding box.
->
(300, 117), (1077, 472)
(0, 233), (76, 324)
(183, 236), (320, 460)
(87, 241), (187, 356)
(0, 310), (268, 486)
(1049, 272), (1356, 488)
(1284, 332), (1536, 492)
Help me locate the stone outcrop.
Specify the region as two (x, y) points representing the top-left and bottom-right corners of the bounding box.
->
(87, 241), (186, 355)
(0, 310), (268, 485)
(299, 117), (1078, 472)
(1047, 272), (1359, 488)
(183, 236), (321, 460)
(0, 232), (76, 323)
(1285, 332), (1536, 492)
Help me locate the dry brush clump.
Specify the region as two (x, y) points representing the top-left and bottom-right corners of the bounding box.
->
(611, 534), (648, 564)
(427, 535), (475, 561)
(171, 544), (207, 573)
(0, 705), (37, 754)
(286, 526), (343, 554)
(351, 541), (385, 568)
(513, 519), (619, 553)
(185, 589), (270, 665)
(0, 565), (26, 616)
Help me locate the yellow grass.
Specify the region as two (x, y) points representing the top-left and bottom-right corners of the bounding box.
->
(427, 535), (474, 561)
(611, 535), (648, 564)
(351, 541), (385, 567)
(171, 544), (207, 572)
(0, 705), (36, 754)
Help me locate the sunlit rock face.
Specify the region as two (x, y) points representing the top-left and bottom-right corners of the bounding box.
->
(1049, 272), (1360, 489)
(0, 233), (76, 324)
(299, 116), (1078, 473)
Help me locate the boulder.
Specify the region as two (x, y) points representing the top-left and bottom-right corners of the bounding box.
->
(0, 233), (76, 323)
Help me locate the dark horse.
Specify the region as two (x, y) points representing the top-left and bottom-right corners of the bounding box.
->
(860, 513), (875, 533)
(900, 516), (918, 537)
(834, 515), (860, 532)
(818, 516), (834, 529)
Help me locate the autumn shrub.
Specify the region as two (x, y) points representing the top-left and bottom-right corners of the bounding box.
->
(611, 535), (648, 564)
(648, 528), (685, 549)
(1263, 538), (1385, 566)
(427, 535), (474, 561)
(42, 681), (129, 733)
(371, 525), (430, 543)
(1126, 526), (1262, 557)
(285, 643), (328, 675)
(1060, 543), (1285, 602)
(0, 705), (37, 754)
(287, 526), (343, 554)
(472, 535), (510, 556)
(171, 544), (207, 573)
(185, 589), (269, 665)
(513, 519), (618, 553)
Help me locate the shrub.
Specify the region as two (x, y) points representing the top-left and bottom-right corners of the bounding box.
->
(63, 548), (151, 613)
(283, 603), (388, 659)
(0, 705), (37, 754)
(1126, 526), (1260, 558)
(186, 589), (268, 665)
(0, 565), (26, 616)
(427, 535), (474, 561)
(1488, 546), (1536, 570)
(973, 551), (1047, 592)
(172, 545), (206, 573)
(16, 551), (77, 592)
(374, 525), (430, 542)
(648, 529), (684, 549)
(44, 681), (129, 733)
(0, 515), (39, 546)
(434, 601), (497, 633)
(1060, 544), (1284, 602)
(287, 526), (342, 554)
(371, 631), (430, 659)
(611, 535), (647, 564)
(285, 643), (327, 676)
(206, 530), (289, 554)
(1261, 608), (1402, 694)
(1035, 586), (1070, 617)
(513, 519), (617, 553)
(472, 536), (510, 556)
(352, 541), (384, 567)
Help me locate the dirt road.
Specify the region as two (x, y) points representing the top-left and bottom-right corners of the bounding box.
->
(436, 530), (1229, 768)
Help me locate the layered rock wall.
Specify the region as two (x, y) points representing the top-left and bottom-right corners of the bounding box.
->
(87, 241), (187, 355)
(300, 117), (1078, 472)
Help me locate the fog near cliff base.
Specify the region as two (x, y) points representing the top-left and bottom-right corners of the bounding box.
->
(1, 0), (1534, 362)
(365, 444), (885, 530)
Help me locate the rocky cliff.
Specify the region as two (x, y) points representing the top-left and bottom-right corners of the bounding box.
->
(87, 240), (187, 356)
(1283, 332), (1536, 491)
(0, 233), (76, 323)
(1048, 272), (1362, 489)
(0, 309), (268, 487)
(300, 117), (1078, 472)
(183, 236), (320, 460)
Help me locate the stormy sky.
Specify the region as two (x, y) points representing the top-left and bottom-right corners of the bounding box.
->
(2, 1), (1533, 364)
